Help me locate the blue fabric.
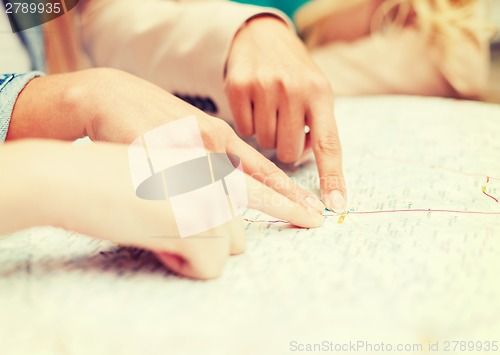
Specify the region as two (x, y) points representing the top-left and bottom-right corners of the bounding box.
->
(0, 72), (44, 142)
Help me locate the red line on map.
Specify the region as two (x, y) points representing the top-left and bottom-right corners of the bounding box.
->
(346, 209), (500, 215)
(245, 208), (500, 224)
(483, 191), (499, 203)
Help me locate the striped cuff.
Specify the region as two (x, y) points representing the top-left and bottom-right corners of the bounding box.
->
(0, 71), (45, 143)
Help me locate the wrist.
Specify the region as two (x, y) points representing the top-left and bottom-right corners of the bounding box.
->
(227, 15), (292, 75)
(59, 69), (105, 141)
(235, 14), (290, 40)
(245, 14), (289, 29)
(72, 68), (134, 142)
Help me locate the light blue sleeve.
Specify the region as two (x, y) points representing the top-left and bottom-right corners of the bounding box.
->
(0, 71), (44, 143)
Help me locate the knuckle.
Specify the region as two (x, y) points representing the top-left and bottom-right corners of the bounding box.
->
(224, 77), (248, 97)
(319, 173), (345, 190)
(309, 75), (333, 95)
(200, 135), (218, 152)
(216, 121), (236, 141)
(279, 78), (301, 100)
(200, 119), (230, 151)
(216, 119), (232, 132)
(261, 159), (280, 178)
(314, 132), (342, 155)
(255, 69), (277, 90)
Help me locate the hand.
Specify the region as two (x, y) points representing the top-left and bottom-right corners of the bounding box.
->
(9, 68), (326, 215)
(0, 140), (324, 279)
(225, 16), (347, 212)
(6, 68), (328, 279)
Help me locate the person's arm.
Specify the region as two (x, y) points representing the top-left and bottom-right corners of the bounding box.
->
(78, 0), (347, 211)
(304, 0), (489, 99)
(6, 71), (93, 141)
(78, 0), (291, 120)
(310, 28), (454, 97)
(0, 139), (323, 279)
(225, 16), (346, 212)
(6, 68), (326, 214)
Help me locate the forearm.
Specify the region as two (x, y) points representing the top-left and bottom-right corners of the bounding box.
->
(0, 140), (56, 234)
(0, 140), (102, 235)
(0, 139), (179, 249)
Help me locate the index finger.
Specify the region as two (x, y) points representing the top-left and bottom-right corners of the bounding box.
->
(308, 97), (347, 212)
(244, 175), (324, 228)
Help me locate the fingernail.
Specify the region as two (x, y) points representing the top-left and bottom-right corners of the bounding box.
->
(304, 195), (326, 214)
(326, 190), (346, 212)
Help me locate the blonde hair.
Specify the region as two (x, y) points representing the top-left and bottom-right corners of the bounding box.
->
(296, 0), (494, 53)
